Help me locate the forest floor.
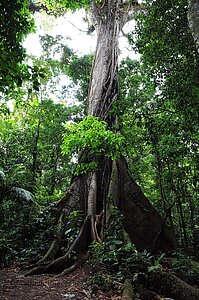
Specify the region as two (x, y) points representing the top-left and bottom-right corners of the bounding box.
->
(0, 266), (123, 300)
(2, 264), (198, 300)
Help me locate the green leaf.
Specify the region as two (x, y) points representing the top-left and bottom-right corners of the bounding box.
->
(62, 116), (125, 174)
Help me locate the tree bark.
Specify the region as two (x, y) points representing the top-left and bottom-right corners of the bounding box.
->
(88, 0), (124, 123)
(188, 0), (199, 53)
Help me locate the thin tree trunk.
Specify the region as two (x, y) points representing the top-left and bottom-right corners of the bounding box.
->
(31, 104), (42, 190)
(48, 146), (59, 196)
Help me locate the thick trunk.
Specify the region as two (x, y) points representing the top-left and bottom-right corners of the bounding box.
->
(88, 0), (126, 123)
(188, 0), (199, 53)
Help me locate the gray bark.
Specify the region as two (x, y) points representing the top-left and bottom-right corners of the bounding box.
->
(88, 0), (139, 122)
(88, 0), (121, 119)
(188, 0), (199, 53)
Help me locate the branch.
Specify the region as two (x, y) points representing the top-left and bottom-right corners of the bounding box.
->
(62, 16), (88, 33)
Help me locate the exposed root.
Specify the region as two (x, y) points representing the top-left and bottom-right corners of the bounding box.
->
(26, 214), (98, 276)
(43, 215), (91, 274)
(51, 251), (89, 279)
(148, 268), (199, 300)
(25, 265), (46, 276)
(91, 213), (103, 243)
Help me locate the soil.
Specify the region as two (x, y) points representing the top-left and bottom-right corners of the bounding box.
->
(0, 267), (122, 300)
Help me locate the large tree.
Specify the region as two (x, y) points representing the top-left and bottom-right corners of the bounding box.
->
(26, 0), (176, 276)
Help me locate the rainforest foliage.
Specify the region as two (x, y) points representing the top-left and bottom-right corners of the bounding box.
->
(62, 116), (125, 175)
(0, 1), (198, 297)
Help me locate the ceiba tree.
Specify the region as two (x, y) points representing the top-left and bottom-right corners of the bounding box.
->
(27, 0), (176, 276)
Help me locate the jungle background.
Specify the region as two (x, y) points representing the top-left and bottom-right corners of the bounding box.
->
(0, 0), (199, 299)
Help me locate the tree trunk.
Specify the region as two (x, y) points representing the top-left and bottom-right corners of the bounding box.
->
(48, 146), (59, 196)
(188, 0), (199, 53)
(31, 103), (42, 191)
(27, 0), (176, 276)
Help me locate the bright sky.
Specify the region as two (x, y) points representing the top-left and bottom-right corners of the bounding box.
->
(23, 9), (140, 105)
(24, 9), (139, 59)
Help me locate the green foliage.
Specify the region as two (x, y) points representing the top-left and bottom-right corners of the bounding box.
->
(118, 0), (199, 249)
(133, 0), (199, 110)
(0, 0), (34, 93)
(0, 0), (198, 268)
(89, 207), (129, 269)
(89, 213), (165, 283)
(171, 251), (199, 285)
(64, 210), (84, 246)
(72, 162), (98, 176)
(0, 200), (58, 267)
(147, 253), (164, 273)
(62, 54), (93, 114)
(40, 0), (103, 11)
(0, 97), (73, 197)
(120, 56), (198, 244)
(40, 0), (90, 11)
(62, 116), (125, 175)
(40, 34), (92, 114)
(88, 272), (116, 294)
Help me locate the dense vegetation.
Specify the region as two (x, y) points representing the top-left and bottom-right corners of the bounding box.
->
(0, 0), (198, 299)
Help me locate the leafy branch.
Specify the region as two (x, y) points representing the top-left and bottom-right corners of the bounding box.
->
(62, 116), (125, 175)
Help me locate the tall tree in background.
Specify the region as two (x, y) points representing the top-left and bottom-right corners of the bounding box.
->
(26, 0), (176, 276)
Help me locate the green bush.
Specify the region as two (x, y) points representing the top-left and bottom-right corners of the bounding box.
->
(0, 201), (58, 267)
(172, 251), (199, 285)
